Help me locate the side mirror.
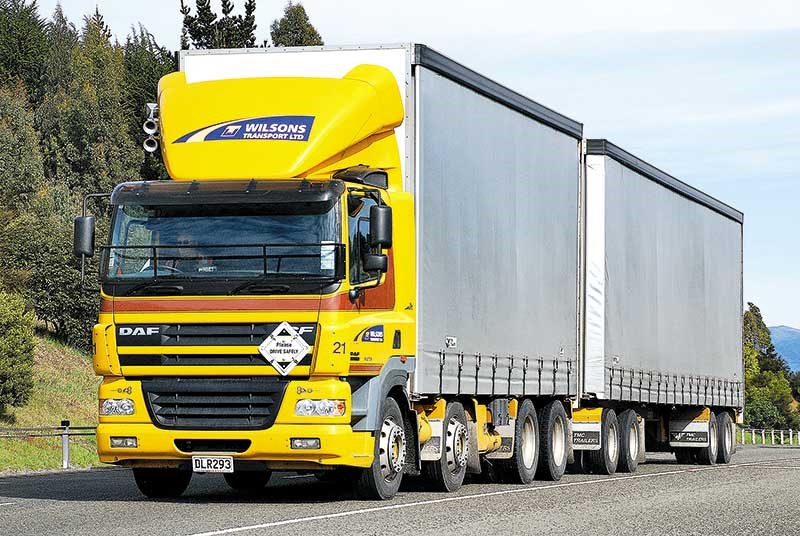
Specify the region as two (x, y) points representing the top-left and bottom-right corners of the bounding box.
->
(369, 205), (392, 249)
(363, 253), (388, 273)
(74, 215), (96, 258)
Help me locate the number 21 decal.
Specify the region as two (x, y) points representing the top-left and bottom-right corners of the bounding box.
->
(333, 342), (346, 354)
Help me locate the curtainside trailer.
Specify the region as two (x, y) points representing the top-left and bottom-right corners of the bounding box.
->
(73, 44), (743, 500)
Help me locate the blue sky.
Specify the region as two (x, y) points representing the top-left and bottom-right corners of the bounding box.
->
(40, 1), (800, 327)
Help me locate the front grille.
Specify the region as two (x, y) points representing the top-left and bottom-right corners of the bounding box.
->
(117, 323), (317, 347)
(141, 377), (290, 430)
(119, 353), (313, 367)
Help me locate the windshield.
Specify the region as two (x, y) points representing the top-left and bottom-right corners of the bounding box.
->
(103, 200), (342, 292)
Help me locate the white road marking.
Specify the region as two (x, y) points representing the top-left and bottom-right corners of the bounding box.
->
(0, 502), (16, 507)
(186, 458), (788, 536)
(281, 474), (314, 480)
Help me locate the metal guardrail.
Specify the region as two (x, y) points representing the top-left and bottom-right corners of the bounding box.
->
(738, 427), (800, 446)
(1, 421), (796, 471)
(0, 420), (97, 468)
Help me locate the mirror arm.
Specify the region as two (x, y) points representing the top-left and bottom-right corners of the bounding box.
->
(82, 192), (111, 217)
(79, 192), (112, 288)
(348, 268), (386, 303)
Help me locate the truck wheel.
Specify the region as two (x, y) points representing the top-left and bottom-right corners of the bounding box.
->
(535, 400), (568, 481)
(716, 412), (735, 464)
(356, 397), (407, 500)
(617, 409), (640, 473)
(224, 470), (271, 493)
(423, 400), (469, 492)
(674, 448), (695, 464)
(696, 411), (718, 465)
(132, 467), (192, 499)
(588, 408), (619, 475)
(498, 399), (539, 484)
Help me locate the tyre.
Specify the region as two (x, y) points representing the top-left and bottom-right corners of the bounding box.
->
(587, 408), (619, 475)
(716, 411), (735, 464)
(535, 400), (568, 481)
(132, 467), (192, 499)
(696, 411), (718, 465)
(223, 470), (271, 493)
(498, 399), (539, 484)
(355, 397), (407, 500)
(617, 409), (640, 473)
(674, 447), (695, 465)
(423, 400), (469, 492)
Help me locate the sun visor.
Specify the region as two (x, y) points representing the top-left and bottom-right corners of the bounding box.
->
(157, 65), (404, 181)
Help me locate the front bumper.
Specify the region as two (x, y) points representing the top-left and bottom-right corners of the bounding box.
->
(97, 376), (375, 469)
(97, 422), (374, 469)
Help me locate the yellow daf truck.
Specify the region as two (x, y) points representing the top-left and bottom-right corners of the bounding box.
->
(74, 44), (743, 500)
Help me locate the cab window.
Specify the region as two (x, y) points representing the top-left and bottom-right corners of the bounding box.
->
(348, 195), (378, 284)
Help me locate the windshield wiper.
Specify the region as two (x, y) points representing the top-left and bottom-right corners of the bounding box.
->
(122, 281), (185, 296)
(228, 273), (338, 295)
(229, 280), (291, 295)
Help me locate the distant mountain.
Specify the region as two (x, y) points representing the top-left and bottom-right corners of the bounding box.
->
(769, 326), (800, 372)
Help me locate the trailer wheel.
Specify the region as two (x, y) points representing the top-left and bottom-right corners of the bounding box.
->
(535, 400), (568, 481)
(356, 397), (407, 500)
(696, 411), (718, 465)
(423, 400), (469, 492)
(716, 412), (735, 464)
(588, 408), (619, 475)
(223, 470), (271, 493)
(498, 399), (539, 484)
(617, 409), (640, 473)
(132, 467), (192, 499)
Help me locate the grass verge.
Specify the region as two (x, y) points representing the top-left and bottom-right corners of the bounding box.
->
(0, 335), (100, 471)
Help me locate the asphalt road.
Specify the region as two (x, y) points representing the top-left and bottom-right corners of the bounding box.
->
(1, 446), (798, 536)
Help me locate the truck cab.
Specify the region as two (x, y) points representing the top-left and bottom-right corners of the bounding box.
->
(77, 60), (417, 499)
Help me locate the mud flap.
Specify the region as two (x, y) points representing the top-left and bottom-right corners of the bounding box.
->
(572, 407), (603, 451)
(669, 407), (710, 447)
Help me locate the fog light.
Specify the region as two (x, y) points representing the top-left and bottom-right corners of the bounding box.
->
(291, 438), (321, 450)
(110, 436), (138, 448)
(100, 398), (135, 416)
(294, 399), (346, 417)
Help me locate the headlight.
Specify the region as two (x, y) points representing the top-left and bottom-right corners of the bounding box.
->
(294, 399), (346, 417)
(100, 398), (135, 416)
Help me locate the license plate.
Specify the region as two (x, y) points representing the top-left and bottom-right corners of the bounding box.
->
(192, 455), (234, 473)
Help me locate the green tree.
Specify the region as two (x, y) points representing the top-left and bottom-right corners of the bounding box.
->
(0, 82), (43, 210)
(743, 302), (772, 354)
(790, 371), (800, 401)
(270, 2), (323, 47)
(0, 0), (47, 102)
(123, 25), (175, 180)
(180, 0), (257, 49)
(38, 9), (141, 193)
(745, 390), (784, 429)
(0, 184), (98, 350)
(39, 3), (77, 92)
(742, 302), (800, 428)
(743, 344), (760, 385)
(0, 292), (36, 409)
(36, 3), (77, 175)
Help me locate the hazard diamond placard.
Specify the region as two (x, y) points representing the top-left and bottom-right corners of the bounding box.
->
(258, 321), (311, 376)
